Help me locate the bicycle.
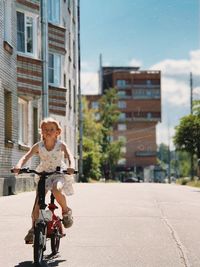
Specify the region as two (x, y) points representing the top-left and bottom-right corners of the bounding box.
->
(11, 167), (77, 266)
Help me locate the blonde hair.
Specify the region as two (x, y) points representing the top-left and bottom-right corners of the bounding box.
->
(40, 117), (62, 140)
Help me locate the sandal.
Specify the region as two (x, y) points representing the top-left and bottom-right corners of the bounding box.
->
(62, 209), (73, 228)
(24, 228), (34, 244)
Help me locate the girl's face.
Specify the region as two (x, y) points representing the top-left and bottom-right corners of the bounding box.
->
(41, 122), (61, 140)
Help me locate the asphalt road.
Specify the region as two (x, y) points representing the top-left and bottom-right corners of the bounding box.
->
(1, 183), (200, 267)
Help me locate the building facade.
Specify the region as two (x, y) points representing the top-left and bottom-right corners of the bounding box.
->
(0, 0), (79, 195)
(86, 66), (161, 179)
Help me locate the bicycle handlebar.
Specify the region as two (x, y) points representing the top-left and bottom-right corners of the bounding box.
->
(11, 167), (78, 176)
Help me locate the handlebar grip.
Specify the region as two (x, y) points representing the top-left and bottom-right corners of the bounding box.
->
(11, 168), (30, 174)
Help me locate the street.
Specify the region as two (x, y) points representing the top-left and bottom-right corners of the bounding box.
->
(1, 183), (200, 267)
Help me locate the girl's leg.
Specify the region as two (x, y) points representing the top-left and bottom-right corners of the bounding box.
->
(31, 194), (39, 226)
(52, 186), (73, 228)
(52, 186), (69, 213)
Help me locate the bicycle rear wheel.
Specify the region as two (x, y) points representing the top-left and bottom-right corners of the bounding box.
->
(50, 226), (61, 255)
(34, 223), (46, 265)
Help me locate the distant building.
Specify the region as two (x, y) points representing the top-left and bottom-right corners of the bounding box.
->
(0, 0), (79, 195)
(86, 66), (161, 179)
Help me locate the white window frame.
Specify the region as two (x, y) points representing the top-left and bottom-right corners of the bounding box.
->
(18, 98), (28, 145)
(118, 101), (126, 109)
(4, 0), (12, 44)
(48, 53), (61, 86)
(48, 0), (61, 25)
(121, 146), (127, 153)
(17, 10), (37, 56)
(118, 124), (127, 131)
(118, 158), (126, 165)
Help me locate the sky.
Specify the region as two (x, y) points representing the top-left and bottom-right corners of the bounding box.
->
(80, 0), (200, 147)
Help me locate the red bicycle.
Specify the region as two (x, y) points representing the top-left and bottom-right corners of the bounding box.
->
(11, 167), (77, 266)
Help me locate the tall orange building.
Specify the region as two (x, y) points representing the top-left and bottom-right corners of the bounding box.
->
(86, 66), (161, 179)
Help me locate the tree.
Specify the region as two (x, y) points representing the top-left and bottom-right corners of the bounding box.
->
(173, 114), (200, 158)
(193, 100), (200, 116)
(99, 88), (123, 179)
(82, 97), (102, 181)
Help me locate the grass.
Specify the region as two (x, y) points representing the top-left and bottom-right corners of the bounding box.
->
(176, 177), (200, 188)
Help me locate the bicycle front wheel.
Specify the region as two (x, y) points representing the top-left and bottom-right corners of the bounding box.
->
(34, 223), (46, 265)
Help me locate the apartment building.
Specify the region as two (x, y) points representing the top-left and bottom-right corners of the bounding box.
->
(86, 66), (161, 179)
(0, 0), (79, 195)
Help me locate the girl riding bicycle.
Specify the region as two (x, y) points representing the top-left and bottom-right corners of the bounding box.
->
(12, 117), (75, 244)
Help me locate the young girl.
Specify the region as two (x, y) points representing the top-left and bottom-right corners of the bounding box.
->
(12, 117), (75, 244)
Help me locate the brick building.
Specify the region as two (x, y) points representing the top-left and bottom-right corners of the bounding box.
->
(0, 0), (79, 195)
(86, 66), (161, 179)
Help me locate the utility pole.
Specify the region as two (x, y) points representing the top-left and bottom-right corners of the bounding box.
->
(77, 0), (83, 182)
(41, 0), (49, 118)
(190, 72), (193, 114)
(167, 120), (171, 183)
(190, 72), (194, 179)
(99, 54), (103, 94)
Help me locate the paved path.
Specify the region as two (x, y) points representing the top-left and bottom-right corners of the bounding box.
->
(1, 183), (200, 267)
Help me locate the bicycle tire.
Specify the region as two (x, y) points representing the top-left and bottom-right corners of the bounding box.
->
(34, 223), (46, 265)
(50, 227), (61, 255)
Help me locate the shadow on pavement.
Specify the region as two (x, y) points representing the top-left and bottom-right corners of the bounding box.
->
(14, 262), (33, 267)
(14, 254), (66, 267)
(45, 253), (66, 266)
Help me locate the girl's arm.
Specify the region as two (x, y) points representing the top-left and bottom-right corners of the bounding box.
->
(61, 142), (75, 174)
(12, 143), (39, 174)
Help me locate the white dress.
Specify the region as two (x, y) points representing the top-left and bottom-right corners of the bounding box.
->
(35, 140), (74, 196)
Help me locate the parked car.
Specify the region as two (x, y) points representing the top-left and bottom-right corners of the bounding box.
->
(123, 177), (140, 183)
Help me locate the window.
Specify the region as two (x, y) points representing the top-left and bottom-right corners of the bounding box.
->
(147, 112), (152, 119)
(116, 80), (126, 87)
(48, 0), (60, 24)
(118, 158), (126, 165)
(118, 101), (126, 109)
(117, 91), (126, 97)
(17, 11), (37, 55)
(119, 113), (126, 121)
(18, 98), (28, 145)
(4, 0), (12, 44)
(146, 80), (152, 85)
(121, 146), (127, 153)
(94, 113), (100, 121)
(118, 135), (126, 143)
(4, 90), (12, 143)
(48, 53), (61, 85)
(91, 101), (99, 109)
(118, 124), (127, 131)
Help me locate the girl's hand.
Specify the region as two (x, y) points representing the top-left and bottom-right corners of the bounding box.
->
(67, 168), (75, 175)
(11, 167), (21, 174)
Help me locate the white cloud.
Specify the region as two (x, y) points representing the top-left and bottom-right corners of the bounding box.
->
(156, 123), (175, 149)
(128, 58), (142, 67)
(81, 71), (99, 95)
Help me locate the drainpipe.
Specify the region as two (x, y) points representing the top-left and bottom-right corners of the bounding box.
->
(40, 0), (49, 118)
(77, 0), (83, 181)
